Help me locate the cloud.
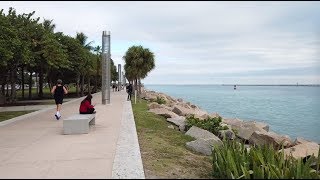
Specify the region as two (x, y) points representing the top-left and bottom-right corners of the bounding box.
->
(1, 1), (319, 84)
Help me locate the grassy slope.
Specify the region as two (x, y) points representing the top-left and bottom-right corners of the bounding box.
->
(0, 110), (35, 122)
(132, 99), (213, 179)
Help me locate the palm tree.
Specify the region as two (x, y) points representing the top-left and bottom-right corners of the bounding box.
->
(76, 32), (93, 96)
(123, 45), (155, 96)
(93, 45), (101, 93)
(76, 32), (93, 51)
(43, 19), (55, 33)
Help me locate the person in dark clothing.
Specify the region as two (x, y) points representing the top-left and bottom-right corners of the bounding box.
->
(126, 83), (133, 101)
(51, 79), (68, 120)
(79, 94), (96, 114)
(112, 84), (116, 92)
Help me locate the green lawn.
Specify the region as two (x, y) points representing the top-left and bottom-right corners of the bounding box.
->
(14, 86), (78, 100)
(132, 99), (213, 179)
(0, 110), (35, 122)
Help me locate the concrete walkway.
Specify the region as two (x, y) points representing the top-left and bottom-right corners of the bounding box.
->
(0, 91), (145, 179)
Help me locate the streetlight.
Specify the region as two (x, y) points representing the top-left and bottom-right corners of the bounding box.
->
(118, 64), (121, 91)
(101, 31), (111, 104)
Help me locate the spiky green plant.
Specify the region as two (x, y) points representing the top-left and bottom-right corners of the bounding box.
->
(212, 140), (320, 179)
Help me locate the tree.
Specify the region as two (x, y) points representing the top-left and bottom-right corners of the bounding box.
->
(76, 32), (94, 96)
(123, 45), (155, 96)
(93, 45), (101, 93)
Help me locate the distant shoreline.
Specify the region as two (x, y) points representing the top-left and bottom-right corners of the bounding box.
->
(145, 84), (320, 87)
(222, 84), (320, 87)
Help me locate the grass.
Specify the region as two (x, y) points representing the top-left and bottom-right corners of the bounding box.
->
(0, 110), (35, 122)
(132, 99), (213, 179)
(14, 86), (78, 99)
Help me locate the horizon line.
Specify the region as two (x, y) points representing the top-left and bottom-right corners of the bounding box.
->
(144, 83), (320, 86)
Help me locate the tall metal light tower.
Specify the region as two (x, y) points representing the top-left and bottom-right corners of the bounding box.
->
(101, 31), (111, 104)
(118, 64), (121, 91)
(122, 72), (126, 87)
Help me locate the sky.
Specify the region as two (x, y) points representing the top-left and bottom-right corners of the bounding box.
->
(1, 1), (320, 85)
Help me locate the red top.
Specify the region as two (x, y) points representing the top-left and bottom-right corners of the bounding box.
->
(79, 100), (94, 113)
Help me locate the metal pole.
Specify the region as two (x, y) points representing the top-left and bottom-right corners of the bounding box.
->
(106, 31), (111, 104)
(101, 32), (106, 105)
(101, 31), (111, 104)
(118, 64), (121, 91)
(122, 72), (125, 89)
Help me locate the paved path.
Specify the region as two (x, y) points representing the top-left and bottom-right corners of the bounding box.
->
(0, 98), (75, 112)
(0, 91), (145, 179)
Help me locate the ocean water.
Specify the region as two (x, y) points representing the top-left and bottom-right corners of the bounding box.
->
(145, 84), (320, 143)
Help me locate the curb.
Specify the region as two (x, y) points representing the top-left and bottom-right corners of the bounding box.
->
(111, 99), (145, 179)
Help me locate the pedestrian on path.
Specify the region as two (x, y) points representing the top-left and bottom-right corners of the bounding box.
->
(51, 79), (68, 120)
(79, 94), (96, 114)
(126, 83), (133, 101)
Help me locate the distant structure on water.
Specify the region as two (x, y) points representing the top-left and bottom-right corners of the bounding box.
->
(234, 85), (237, 90)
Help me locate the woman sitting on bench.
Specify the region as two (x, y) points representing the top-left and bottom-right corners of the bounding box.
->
(79, 94), (96, 114)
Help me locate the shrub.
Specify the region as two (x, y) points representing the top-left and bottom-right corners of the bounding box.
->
(154, 96), (166, 104)
(212, 140), (320, 179)
(185, 115), (225, 135)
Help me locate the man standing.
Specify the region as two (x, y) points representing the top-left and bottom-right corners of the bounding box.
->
(126, 83), (133, 101)
(51, 79), (68, 120)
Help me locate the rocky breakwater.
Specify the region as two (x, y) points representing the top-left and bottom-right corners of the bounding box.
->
(141, 88), (319, 159)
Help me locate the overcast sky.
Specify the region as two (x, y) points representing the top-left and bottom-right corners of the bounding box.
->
(1, 1), (320, 84)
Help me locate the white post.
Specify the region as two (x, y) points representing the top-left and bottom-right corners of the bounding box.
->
(134, 90), (137, 104)
(101, 30), (111, 104)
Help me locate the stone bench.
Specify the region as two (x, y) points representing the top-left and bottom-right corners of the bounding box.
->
(63, 114), (95, 135)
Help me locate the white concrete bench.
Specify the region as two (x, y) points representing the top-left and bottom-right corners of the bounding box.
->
(63, 114), (95, 135)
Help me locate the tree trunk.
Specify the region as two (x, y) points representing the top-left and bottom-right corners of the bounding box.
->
(94, 58), (99, 93)
(134, 78), (138, 98)
(1, 74), (7, 104)
(138, 78), (142, 95)
(6, 74), (9, 98)
(76, 72), (80, 97)
(88, 75), (91, 94)
(1, 75), (5, 97)
(38, 63), (44, 98)
(80, 74), (84, 97)
(21, 65), (25, 100)
(10, 67), (17, 103)
(28, 70), (32, 100)
(36, 72), (38, 95)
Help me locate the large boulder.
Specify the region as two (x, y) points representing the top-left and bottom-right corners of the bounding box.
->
(177, 102), (192, 109)
(186, 138), (222, 156)
(194, 113), (211, 120)
(293, 137), (311, 145)
(218, 129), (236, 140)
(185, 126), (221, 141)
(223, 119), (269, 141)
(141, 91), (158, 101)
(248, 121), (269, 132)
(282, 141), (319, 159)
(172, 105), (195, 116)
(166, 116), (186, 132)
(160, 104), (174, 111)
(249, 131), (292, 149)
(222, 118), (243, 127)
(147, 102), (162, 109)
(209, 112), (220, 118)
(148, 108), (179, 118)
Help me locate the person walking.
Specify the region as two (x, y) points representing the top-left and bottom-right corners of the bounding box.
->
(51, 79), (68, 120)
(126, 83), (133, 101)
(79, 94), (96, 114)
